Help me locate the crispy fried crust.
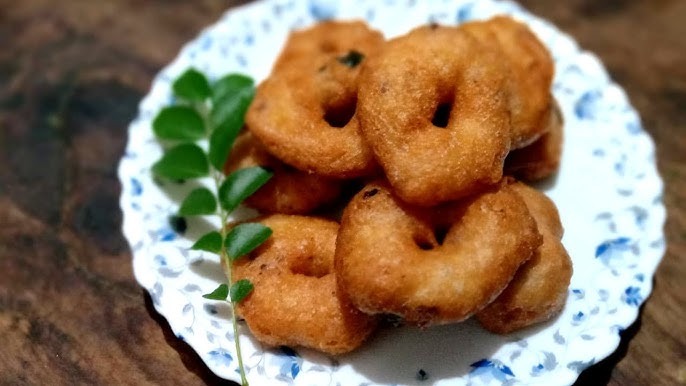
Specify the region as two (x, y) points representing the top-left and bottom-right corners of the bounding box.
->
(247, 21), (384, 178)
(357, 25), (511, 206)
(334, 181), (542, 326)
(461, 16), (554, 149)
(272, 20), (384, 74)
(231, 215), (377, 354)
(505, 99), (564, 181)
(224, 132), (342, 214)
(476, 180), (573, 334)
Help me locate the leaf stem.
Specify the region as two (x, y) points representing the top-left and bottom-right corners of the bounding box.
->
(213, 169), (250, 386)
(160, 71), (261, 386)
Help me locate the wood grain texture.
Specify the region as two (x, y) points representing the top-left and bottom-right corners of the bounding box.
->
(0, 1), (683, 385)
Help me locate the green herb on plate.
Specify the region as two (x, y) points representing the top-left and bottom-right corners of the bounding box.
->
(152, 67), (272, 386)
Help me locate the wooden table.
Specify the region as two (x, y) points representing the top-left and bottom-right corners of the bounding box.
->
(1, 1), (684, 385)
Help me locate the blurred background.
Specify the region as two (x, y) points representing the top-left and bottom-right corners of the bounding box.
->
(0, 1), (684, 385)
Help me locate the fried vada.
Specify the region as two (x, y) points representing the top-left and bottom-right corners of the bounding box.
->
(247, 21), (384, 178)
(505, 99), (563, 181)
(476, 180), (572, 333)
(357, 25), (512, 206)
(461, 16), (554, 149)
(272, 20), (384, 74)
(224, 132), (342, 214)
(334, 181), (542, 326)
(231, 215), (377, 354)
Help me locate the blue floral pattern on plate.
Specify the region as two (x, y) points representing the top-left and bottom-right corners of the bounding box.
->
(118, 0), (666, 384)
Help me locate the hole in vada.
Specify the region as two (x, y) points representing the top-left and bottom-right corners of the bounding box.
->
(289, 255), (330, 278)
(324, 97), (357, 128)
(431, 101), (453, 128)
(413, 225), (449, 251)
(434, 225), (449, 245)
(415, 237), (435, 251)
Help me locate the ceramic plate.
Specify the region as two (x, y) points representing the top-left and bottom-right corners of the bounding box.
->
(118, 0), (666, 384)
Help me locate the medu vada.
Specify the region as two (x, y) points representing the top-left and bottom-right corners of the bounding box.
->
(356, 25), (512, 206)
(461, 16), (555, 149)
(224, 132), (342, 214)
(476, 180), (572, 334)
(271, 20), (384, 74)
(247, 21), (384, 178)
(505, 99), (564, 181)
(334, 180), (542, 326)
(230, 215), (377, 354)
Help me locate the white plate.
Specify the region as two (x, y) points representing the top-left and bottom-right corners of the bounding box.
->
(117, 0), (666, 385)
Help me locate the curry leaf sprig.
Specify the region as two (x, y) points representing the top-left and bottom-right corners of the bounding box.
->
(151, 68), (272, 386)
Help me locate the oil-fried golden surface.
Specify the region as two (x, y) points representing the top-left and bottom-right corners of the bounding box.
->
(230, 215), (377, 354)
(271, 20), (384, 74)
(505, 99), (564, 181)
(247, 21), (384, 178)
(334, 180), (542, 326)
(357, 25), (511, 206)
(237, 16), (570, 353)
(462, 16), (554, 149)
(224, 132), (342, 214)
(476, 180), (573, 333)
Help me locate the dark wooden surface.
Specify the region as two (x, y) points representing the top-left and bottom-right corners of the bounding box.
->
(1, 1), (684, 385)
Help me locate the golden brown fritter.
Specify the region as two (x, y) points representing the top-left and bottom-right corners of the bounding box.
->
(247, 21), (384, 178)
(271, 20), (384, 74)
(230, 215), (377, 354)
(505, 99), (564, 181)
(461, 16), (555, 149)
(224, 132), (342, 214)
(476, 180), (572, 334)
(357, 25), (512, 206)
(334, 180), (542, 326)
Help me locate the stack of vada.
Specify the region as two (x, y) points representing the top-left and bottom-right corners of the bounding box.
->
(223, 18), (572, 355)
